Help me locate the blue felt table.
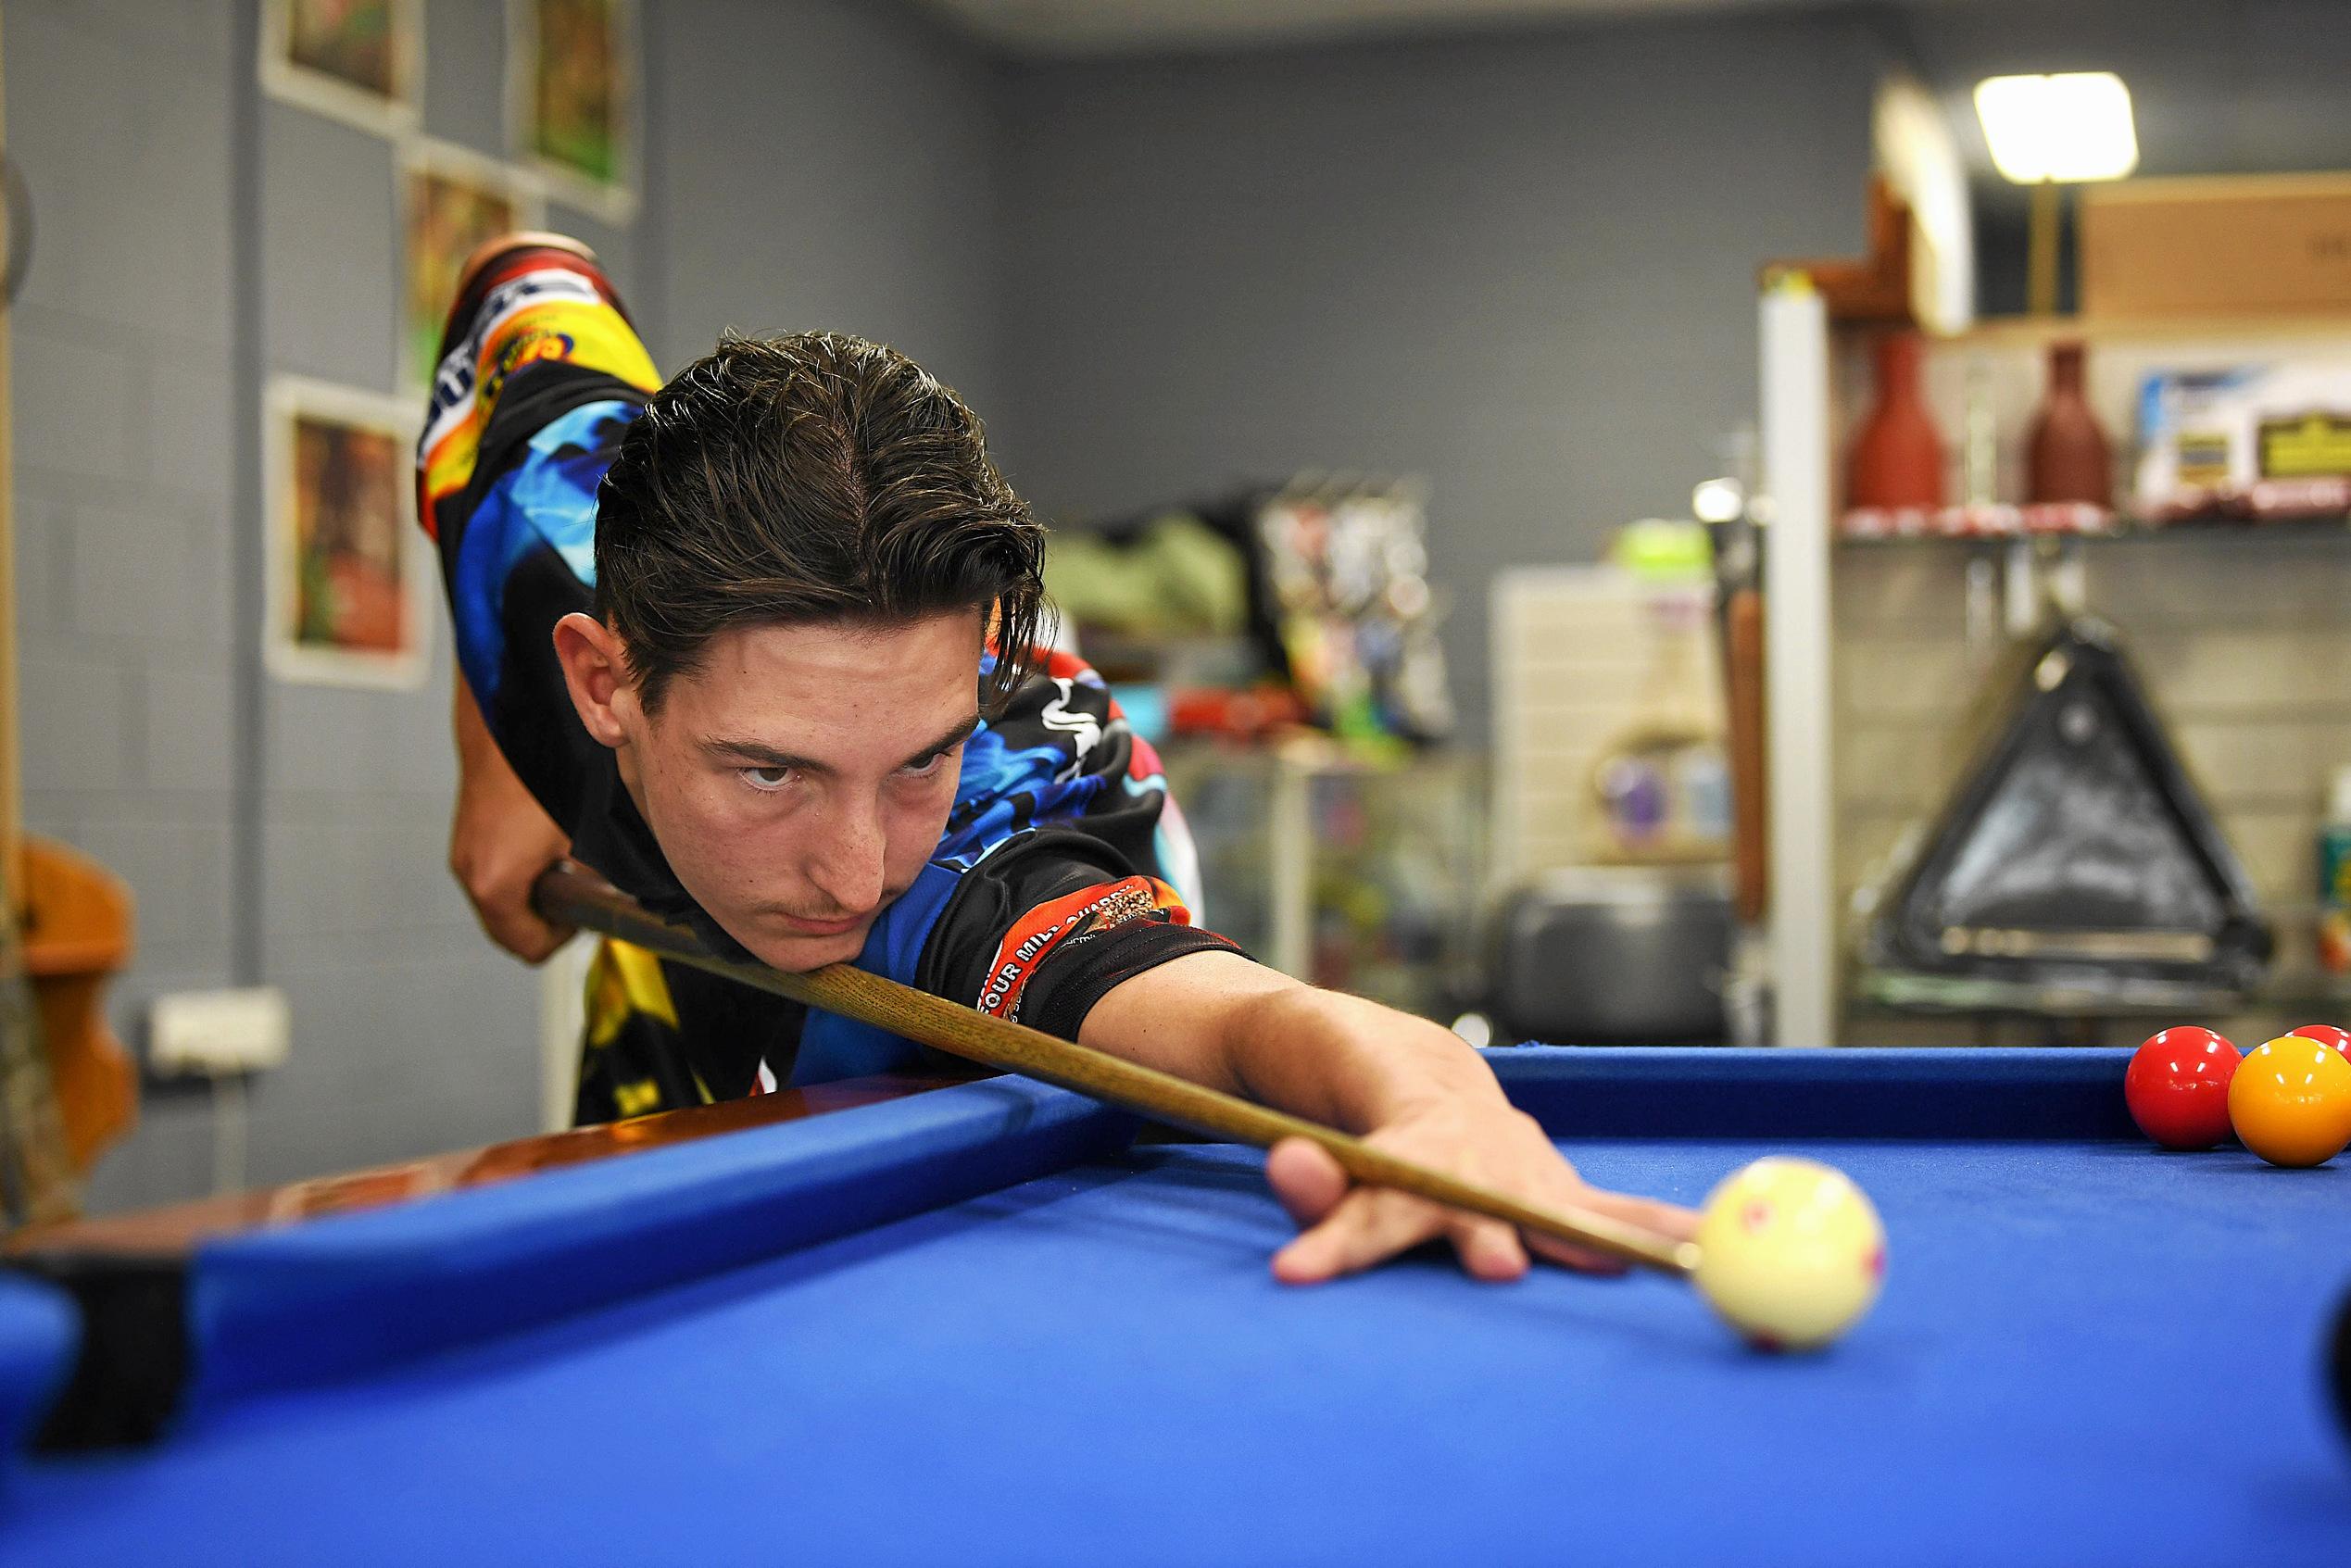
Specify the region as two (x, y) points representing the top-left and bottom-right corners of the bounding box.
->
(0, 1274), (74, 1462)
(5, 1048), (2349, 1566)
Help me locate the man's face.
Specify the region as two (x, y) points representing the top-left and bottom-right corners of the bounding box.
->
(619, 610), (981, 972)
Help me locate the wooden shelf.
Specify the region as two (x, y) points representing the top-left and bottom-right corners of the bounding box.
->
(1854, 967), (2245, 1020)
(1855, 965), (2351, 1022)
(1841, 311), (2351, 347)
(1839, 502), (2111, 540)
(1837, 507), (2351, 545)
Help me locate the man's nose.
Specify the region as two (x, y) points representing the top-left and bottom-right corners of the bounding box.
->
(805, 797), (887, 913)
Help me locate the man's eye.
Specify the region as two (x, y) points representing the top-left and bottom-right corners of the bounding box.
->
(902, 749), (951, 779)
(740, 766), (795, 793)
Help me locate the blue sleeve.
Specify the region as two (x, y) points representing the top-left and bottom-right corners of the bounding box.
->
(789, 647), (1233, 1083)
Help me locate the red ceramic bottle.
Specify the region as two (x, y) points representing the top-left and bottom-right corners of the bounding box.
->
(1847, 332), (1945, 510)
(2026, 340), (2114, 508)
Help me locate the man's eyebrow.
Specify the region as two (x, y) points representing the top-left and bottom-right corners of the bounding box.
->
(700, 713), (980, 777)
(700, 736), (829, 775)
(899, 713), (982, 771)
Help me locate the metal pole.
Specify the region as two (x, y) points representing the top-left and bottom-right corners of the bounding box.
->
(1758, 279), (1835, 1047)
(2027, 181), (2061, 317)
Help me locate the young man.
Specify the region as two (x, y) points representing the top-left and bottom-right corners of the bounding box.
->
(417, 233), (1693, 1285)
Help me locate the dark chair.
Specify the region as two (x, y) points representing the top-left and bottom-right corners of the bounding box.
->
(1487, 869), (1731, 1046)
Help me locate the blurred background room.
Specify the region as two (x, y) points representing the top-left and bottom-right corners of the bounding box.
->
(6, 0), (2351, 1221)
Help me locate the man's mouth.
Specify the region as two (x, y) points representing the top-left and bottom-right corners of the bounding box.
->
(775, 910), (866, 938)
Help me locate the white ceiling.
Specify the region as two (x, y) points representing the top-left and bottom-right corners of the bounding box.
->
(921, 0), (1855, 57)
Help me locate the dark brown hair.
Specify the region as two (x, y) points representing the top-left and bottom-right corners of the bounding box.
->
(594, 332), (1045, 714)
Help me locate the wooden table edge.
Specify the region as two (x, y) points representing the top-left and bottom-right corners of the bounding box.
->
(6, 1071), (981, 1261)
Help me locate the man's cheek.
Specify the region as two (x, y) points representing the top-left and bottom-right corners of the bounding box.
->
(665, 789), (756, 898)
(886, 798), (956, 883)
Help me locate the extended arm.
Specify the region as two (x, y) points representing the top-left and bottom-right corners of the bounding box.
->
(1080, 948), (1695, 1284)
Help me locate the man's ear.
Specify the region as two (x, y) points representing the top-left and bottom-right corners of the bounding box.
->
(552, 612), (636, 749)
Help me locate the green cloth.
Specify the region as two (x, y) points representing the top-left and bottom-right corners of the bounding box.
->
(1044, 513), (1249, 638)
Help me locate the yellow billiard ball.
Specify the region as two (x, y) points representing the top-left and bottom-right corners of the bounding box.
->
(1692, 1158), (1886, 1351)
(2228, 1036), (2351, 1169)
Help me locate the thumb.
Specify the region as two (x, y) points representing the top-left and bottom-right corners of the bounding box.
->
(1264, 1137), (1350, 1227)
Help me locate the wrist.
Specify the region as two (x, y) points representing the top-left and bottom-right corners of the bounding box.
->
(1232, 983), (1505, 1132)
(1371, 1029), (1511, 1123)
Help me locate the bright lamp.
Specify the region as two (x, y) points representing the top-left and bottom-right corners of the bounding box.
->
(1973, 72), (2139, 185)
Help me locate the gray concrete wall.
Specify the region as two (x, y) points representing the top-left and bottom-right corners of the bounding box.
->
(10, 0), (258, 1208)
(993, 13), (1883, 738)
(644, 0), (1008, 424)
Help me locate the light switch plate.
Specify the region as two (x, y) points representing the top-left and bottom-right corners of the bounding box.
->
(149, 987), (292, 1076)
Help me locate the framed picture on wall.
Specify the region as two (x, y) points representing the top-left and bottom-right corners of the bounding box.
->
(259, 0), (422, 138)
(263, 378), (432, 691)
(509, 0), (637, 221)
(400, 139), (546, 390)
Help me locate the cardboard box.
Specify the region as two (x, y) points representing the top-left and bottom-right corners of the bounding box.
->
(2081, 173), (2351, 318)
(2133, 363), (2351, 521)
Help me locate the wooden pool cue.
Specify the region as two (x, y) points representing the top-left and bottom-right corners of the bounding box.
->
(533, 862), (1700, 1277)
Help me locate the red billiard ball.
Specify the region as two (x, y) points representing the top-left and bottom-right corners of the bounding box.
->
(2125, 1027), (2242, 1150)
(2288, 1024), (2351, 1060)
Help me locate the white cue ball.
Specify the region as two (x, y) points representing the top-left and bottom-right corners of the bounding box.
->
(1691, 1157), (1886, 1351)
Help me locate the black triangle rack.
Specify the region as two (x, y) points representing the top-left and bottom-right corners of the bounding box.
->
(1863, 618), (2272, 999)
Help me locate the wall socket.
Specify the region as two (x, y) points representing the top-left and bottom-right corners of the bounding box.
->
(149, 987), (292, 1077)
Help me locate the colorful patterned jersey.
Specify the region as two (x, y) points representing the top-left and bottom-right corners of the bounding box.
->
(417, 241), (1231, 1104)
